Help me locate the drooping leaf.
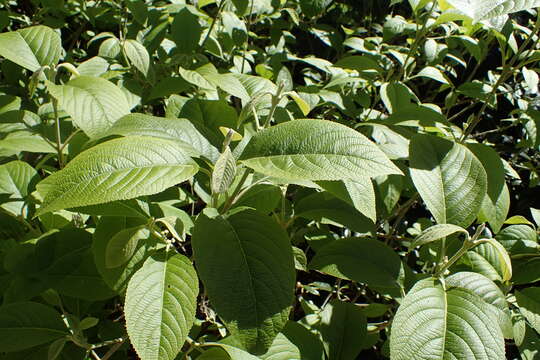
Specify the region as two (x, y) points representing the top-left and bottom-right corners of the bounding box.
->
(390, 278), (505, 359)
(125, 251), (199, 360)
(240, 120), (402, 182)
(410, 134), (487, 227)
(192, 208), (296, 354)
(0, 302), (68, 352)
(36, 136), (199, 215)
(47, 76), (131, 138)
(0, 25), (62, 72)
(309, 237), (404, 295)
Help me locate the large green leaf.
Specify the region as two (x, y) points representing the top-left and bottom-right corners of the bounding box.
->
(98, 113), (220, 162)
(410, 134), (487, 227)
(515, 287), (540, 334)
(456, 242), (510, 282)
(105, 225), (150, 268)
(0, 302), (68, 352)
(240, 120), (402, 182)
(316, 300), (367, 360)
(47, 76), (131, 138)
(192, 208), (296, 354)
(170, 7), (202, 53)
(0, 25), (62, 72)
(0, 160), (38, 217)
(390, 278), (505, 359)
(125, 251), (198, 360)
(36, 136), (198, 215)
(468, 143), (509, 233)
(309, 238), (404, 295)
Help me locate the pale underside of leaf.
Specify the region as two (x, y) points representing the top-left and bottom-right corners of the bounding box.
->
(125, 252), (198, 360)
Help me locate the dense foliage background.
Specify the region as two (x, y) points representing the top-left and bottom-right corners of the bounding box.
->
(0, 0), (539, 359)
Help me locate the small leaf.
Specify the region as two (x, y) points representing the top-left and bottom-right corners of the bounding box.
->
(125, 251), (199, 360)
(124, 39), (150, 77)
(409, 224), (469, 250)
(0, 302), (68, 352)
(47, 337), (66, 360)
(415, 66), (450, 84)
(317, 178), (377, 222)
(481, 238), (512, 282)
(36, 136), (199, 215)
(212, 147), (237, 194)
(241, 120), (402, 182)
(170, 7), (202, 53)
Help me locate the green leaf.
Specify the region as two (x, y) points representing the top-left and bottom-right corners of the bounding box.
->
(125, 251), (198, 360)
(457, 242), (509, 282)
(0, 25), (62, 72)
(380, 82), (418, 113)
(170, 7), (202, 53)
(300, 0), (333, 17)
(513, 317), (540, 360)
(446, 271), (512, 338)
(260, 321), (324, 360)
(410, 134), (487, 227)
(516, 288), (540, 334)
(93, 216), (156, 293)
(316, 300), (367, 360)
(390, 278), (505, 360)
(414, 66), (450, 84)
(241, 120), (402, 182)
(33, 229), (116, 300)
(317, 178), (376, 222)
(123, 39), (150, 77)
(334, 56), (382, 75)
(212, 147), (237, 194)
(409, 223), (469, 250)
(192, 208), (296, 354)
(47, 76), (131, 138)
(36, 136), (199, 215)
(468, 143), (509, 233)
(0, 160), (39, 217)
(0, 302), (68, 352)
(444, 0), (540, 21)
(295, 191), (374, 233)
(98, 113), (220, 162)
(483, 238), (512, 282)
(495, 225), (538, 254)
(309, 238), (404, 295)
(105, 225), (150, 268)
